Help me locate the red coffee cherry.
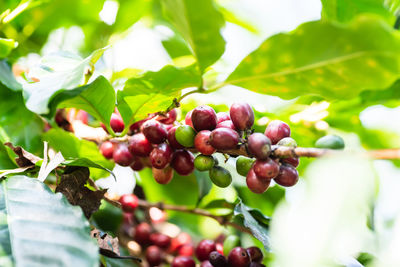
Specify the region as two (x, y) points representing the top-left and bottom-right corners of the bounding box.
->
(274, 164), (299, 187)
(168, 126), (185, 149)
(282, 157), (299, 168)
(228, 247), (251, 267)
(191, 105), (217, 131)
(230, 102), (254, 130)
(158, 108), (177, 124)
(130, 156), (144, 171)
(185, 110), (194, 127)
(113, 144), (134, 166)
(210, 128), (240, 150)
(152, 167), (174, 184)
(170, 233), (192, 253)
(196, 239), (216, 261)
(172, 256), (196, 267)
(142, 120), (168, 144)
(119, 194), (139, 213)
(246, 247), (263, 263)
(150, 143), (173, 169)
(264, 120), (290, 144)
(194, 130), (216, 155)
(130, 119), (146, 133)
(209, 251), (228, 267)
(150, 233), (171, 249)
(134, 222), (152, 245)
(110, 113), (125, 133)
(216, 112), (230, 124)
(178, 244), (195, 256)
(216, 120), (236, 130)
(100, 141), (114, 159)
(253, 158), (280, 180)
(146, 245), (163, 266)
(246, 169), (271, 194)
(171, 150), (195, 176)
(247, 133), (271, 160)
(200, 260), (214, 267)
(129, 133), (153, 157)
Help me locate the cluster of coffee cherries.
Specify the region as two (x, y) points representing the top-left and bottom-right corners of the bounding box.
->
(120, 193), (266, 267)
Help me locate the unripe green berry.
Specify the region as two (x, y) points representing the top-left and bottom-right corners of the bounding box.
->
(194, 155), (215, 171)
(223, 235), (240, 256)
(277, 137), (297, 147)
(175, 125), (196, 147)
(315, 134), (344, 149)
(209, 166), (232, 188)
(236, 156), (255, 176)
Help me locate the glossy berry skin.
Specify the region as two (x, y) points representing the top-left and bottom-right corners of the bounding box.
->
(209, 166), (232, 188)
(178, 244), (195, 256)
(119, 194), (139, 213)
(246, 247), (263, 263)
(110, 113), (125, 133)
(209, 251), (228, 267)
(168, 126), (185, 149)
(216, 112), (230, 124)
(216, 243), (224, 255)
(185, 110), (194, 127)
(134, 222), (152, 245)
(100, 141), (114, 159)
(196, 240), (217, 261)
(129, 133), (153, 157)
(194, 130), (216, 155)
(158, 108), (177, 124)
(274, 164), (299, 187)
(223, 235), (241, 256)
(210, 128), (240, 150)
(142, 120), (168, 144)
(191, 105), (217, 131)
(201, 261), (214, 267)
(216, 120), (236, 130)
(150, 233), (171, 249)
(246, 169), (271, 194)
(130, 119), (146, 133)
(247, 133), (271, 160)
(282, 157), (299, 167)
(130, 156), (144, 171)
(152, 167), (174, 184)
(175, 125), (196, 147)
(228, 247), (251, 267)
(172, 256), (196, 267)
(171, 150), (195, 176)
(230, 102), (254, 130)
(194, 155), (215, 171)
(253, 158), (280, 180)
(113, 144), (134, 166)
(146, 245), (163, 266)
(236, 156), (255, 177)
(264, 120), (291, 144)
(150, 143), (173, 169)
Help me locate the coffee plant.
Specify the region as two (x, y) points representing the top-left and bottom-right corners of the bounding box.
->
(1, 0), (400, 266)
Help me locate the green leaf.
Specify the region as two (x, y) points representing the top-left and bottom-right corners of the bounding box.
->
(161, 0), (225, 72)
(0, 38), (17, 59)
(0, 60), (22, 91)
(0, 175), (98, 266)
(227, 16), (400, 100)
(62, 158), (115, 179)
(194, 170), (212, 206)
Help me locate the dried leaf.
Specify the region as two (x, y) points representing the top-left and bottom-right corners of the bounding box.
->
(4, 142), (41, 167)
(0, 166), (34, 178)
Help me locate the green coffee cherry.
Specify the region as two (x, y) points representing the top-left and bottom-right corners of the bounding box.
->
(277, 137), (297, 147)
(315, 135), (345, 150)
(209, 166), (232, 188)
(194, 155), (215, 171)
(236, 156), (255, 176)
(175, 125), (196, 147)
(223, 235), (241, 256)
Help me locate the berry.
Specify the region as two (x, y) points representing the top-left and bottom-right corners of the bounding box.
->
(152, 167), (174, 184)
(216, 120), (236, 130)
(228, 247), (251, 267)
(210, 128), (240, 150)
(168, 126), (185, 149)
(274, 164), (299, 187)
(129, 133), (153, 157)
(119, 194), (139, 213)
(178, 244), (195, 256)
(158, 108), (177, 124)
(246, 247), (263, 263)
(113, 144), (134, 166)
(130, 156), (145, 171)
(172, 256), (196, 267)
(150, 143), (173, 169)
(216, 243), (224, 255)
(282, 157), (299, 167)
(209, 166), (232, 188)
(253, 158), (280, 180)
(209, 251), (228, 267)
(264, 120), (290, 144)
(194, 130), (216, 155)
(146, 245), (163, 266)
(175, 125), (196, 147)
(142, 120), (168, 144)
(223, 235), (240, 256)
(130, 119), (146, 133)
(196, 240), (217, 261)
(246, 169), (271, 194)
(201, 261), (214, 267)
(110, 113), (125, 133)
(100, 141), (114, 159)
(170, 233), (192, 253)
(236, 156), (255, 177)
(230, 102), (254, 130)
(191, 105), (217, 131)
(194, 155), (215, 171)
(134, 222), (152, 245)
(315, 134), (345, 149)
(277, 137), (297, 147)
(247, 133), (272, 160)
(185, 110), (194, 127)
(171, 150), (195, 176)
(216, 112), (230, 123)
(150, 233), (171, 249)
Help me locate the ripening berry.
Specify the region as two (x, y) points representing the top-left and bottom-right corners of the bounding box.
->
(246, 169), (271, 194)
(196, 240), (217, 261)
(171, 150), (195, 176)
(216, 112), (230, 123)
(113, 144), (134, 166)
(150, 143), (173, 169)
(210, 128), (240, 150)
(110, 113), (125, 133)
(146, 245), (163, 266)
(170, 232), (192, 253)
(274, 164), (299, 187)
(185, 110), (194, 127)
(194, 155), (215, 171)
(200, 261), (214, 267)
(209, 166), (232, 188)
(168, 126), (185, 149)
(150, 233), (171, 249)
(100, 141), (114, 159)
(175, 125), (196, 147)
(264, 120), (290, 144)
(129, 133), (153, 157)
(247, 133), (272, 160)
(282, 157), (299, 167)
(130, 119), (146, 133)
(228, 247), (251, 267)
(223, 235), (240, 256)
(134, 222), (152, 245)
(158, 108), (177, 124)
(119, 194), (139, 213)
(142, 120), (168, 144)
(277, 137), (297, 147)
(152, 167), (174, 184)
(178, 244), (195, 256)
(253, 158), (280, 180)
(230, 102), (254, 130)
(216, 120), (236, 130)
(172, 256), (196, 267)
(191, 105), (217, 131)
(246, 247), (263, 263)
(209, 251), (228, 267)
(194, 130), (216, 155)
(130, 156), (145, 171)
(236, 156), (255, 177)
(216, 243), (224, 255)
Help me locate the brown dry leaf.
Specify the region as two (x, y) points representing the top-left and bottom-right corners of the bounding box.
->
(4, 142), (41, 167)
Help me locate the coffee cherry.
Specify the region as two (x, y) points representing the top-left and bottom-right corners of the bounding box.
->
(168, 126), (185, 149)
(142, 120), (168, 144)
(171, 150), (195, 176)
(129, 133), (153, 157)
(185, 110), (194, 127)
(130, 156), (145, 171)
(113, 144), (134, 166)
(253, 158), (280, 180)
(223, 235), (240, 256)
(150, 143), (173, 169)
(236, 156), (255, 177)
(196, 240), (217, 261)
(146, 245), (163, 266)
(247, 133), (271, 160)
(210, 128), (240, 150)
(194, 130), (216, 155)
(178, 244), (195, 256)
(134, 222), (152, 245)
(175, 125), (196, 147)
(201, 261), (214, 267)
(110, 113), (125, 133)
(119, 194), (139, 213)
(216, 112), (230, 123)
(172, 256), (196, 267)
(315, 134), (345, 149)
(246, 169), (271, 194)
(264, 120), (290, 144)
(100, 141), (114, 159)
(170, 233), (192, 253)
(228, 247), (251, 267)
(152, 167), (174, 184)
(209, 251), (228, 267)
(158, 108), (177, 124)
(282, 157), (299, 167)
(277, 137), (297, 147)
(216, 243), (224, 255)
(130, 119), (146, 133)
(194, 155), (215, 171)
(274, 164), (299, 187)
(150, 233), (171, 249)
(230, 102), (254, 130)
(191, 105), (217, 131)
(249, 263), (266, 267)
(209, 166), (232, 188)
(216, 120), (236, 130)
(246, 247), (263, 263)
